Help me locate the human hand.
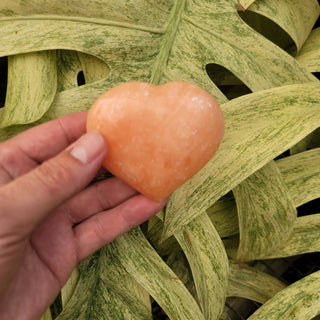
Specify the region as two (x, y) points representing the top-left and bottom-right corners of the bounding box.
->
(0, 112), (167, 319)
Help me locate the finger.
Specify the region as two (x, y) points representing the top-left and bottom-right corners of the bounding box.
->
(0, 131), (107, 237)
(63, 177), (138, 225)
(5, 111), (88, 163)
(0, 141), (107, 186)
(0, 144), (38, 184)
(74, 195), (167, 262)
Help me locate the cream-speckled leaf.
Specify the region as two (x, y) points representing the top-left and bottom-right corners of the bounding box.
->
(220, 309), (233, 320)
(146, 216), (181, 258)
(164, 246), (198, 300)
(291, 129), (320, 159)
(228, 261), (287, 303)
(217, 147), (320, 258)
(175, 213), (229, 320)
(56, 50), (82, 92)
(225, 213), (320, 260)
(233, 161), (297, 262)
(0, 50), (57, 127)
(0, 0), (317, 137)
(204, 148), (320, 240)
(296, 28), (320, 72)
(77, 52), (110, 84)
(243, 0), (319, 52)
(290, 129), (320, 155)
(163, 244), (288, 306)
(162, 1), (315, 92)
(237, 0), (256, 11)
(277, 148), (320, 207)
(136, 224), (287, 308)
(150, 147), (319, 256)
(56, 51), (110, 92)
(57, 248), (152, 320)
(61, 268), (79, 308)
(147, 199), (237, 257)
(148, 222), (285, 307)
(206, 193), (239, 238)
(111, 228), (204, 320)
(261, 214), (320, 259)
(40, 308), (52, 320)
(248, 270), (320, 320)
(164, 82), (320, 238)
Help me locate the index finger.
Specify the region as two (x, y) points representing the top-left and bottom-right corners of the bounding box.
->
(6, 111), (88, 163)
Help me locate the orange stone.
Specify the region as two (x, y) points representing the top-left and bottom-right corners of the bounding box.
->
(87, 81), (224, 202)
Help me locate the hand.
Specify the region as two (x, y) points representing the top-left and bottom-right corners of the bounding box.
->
(0, 112), (167, 319)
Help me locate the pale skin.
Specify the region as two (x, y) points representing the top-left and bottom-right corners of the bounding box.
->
(0, 111), (167, 319)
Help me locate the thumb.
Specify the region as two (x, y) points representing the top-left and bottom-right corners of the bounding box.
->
(0, 131), (107, 235)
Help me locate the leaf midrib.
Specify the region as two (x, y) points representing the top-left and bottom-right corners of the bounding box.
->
(0, 14), (165, 34)
(150, 0), (186, 84)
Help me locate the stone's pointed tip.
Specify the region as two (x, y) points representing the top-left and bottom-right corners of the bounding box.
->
(237, 3), (246, 12)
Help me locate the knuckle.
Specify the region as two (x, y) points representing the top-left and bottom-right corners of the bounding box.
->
(33, 157), (74, 194)
(0, 146), (21, 179)
(0, 145), (13, 165)
(92, 215), (108, 243)
(94, 182), (114, 210)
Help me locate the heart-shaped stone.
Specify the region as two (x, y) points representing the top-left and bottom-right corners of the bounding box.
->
(87, 81), (224, 201)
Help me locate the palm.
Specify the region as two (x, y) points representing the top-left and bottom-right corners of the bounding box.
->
(0, 176), (139, 318)
(1, 212), (75, 319)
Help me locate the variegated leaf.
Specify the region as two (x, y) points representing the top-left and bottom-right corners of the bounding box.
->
(164, 82), (320, 237)
(248, 270), (320, 320)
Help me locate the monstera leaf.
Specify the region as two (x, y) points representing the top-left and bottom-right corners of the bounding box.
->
(0, 0), (317, 128)
(0, 0), (320, 319)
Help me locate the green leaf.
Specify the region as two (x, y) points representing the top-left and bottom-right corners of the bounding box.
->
(223, 148), (320, 259)
(77, 52), (110, 84)
(206, 193), (239, 238)
(61, 268), (79, 308)
(277, 147), (320, 207)
(0, 0), (317, 142)
(225, 212), (320, 260)
(146, 216), (181, 258)
(0, 0), (316, 127)
(110, 228), (204, 320)
(150, 147), (319, 260)
(57, 248), (152, 320)
(290, 130), (320, 155)
(238, 0), (256, 11)
(164, 82), (320, 238)
(40, 308), (53, 320)
(296, 27), (320, 73)
(56, 50), (82, 92)
(261, 214), (320, 259)
(148, 225), (285, 307)
(0, 50), (57, 127)
(233, 161), (297, 262)
(248, 270), (320, 320)
(175, 213), (229, 319)
(204, 148), (320, 241)
(164, 245), (198, 300)
(243, 0), (319, 52)
(228, 261), (287, 303)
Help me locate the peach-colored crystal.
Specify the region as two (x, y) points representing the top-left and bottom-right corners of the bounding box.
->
(87, 81), (224, 202)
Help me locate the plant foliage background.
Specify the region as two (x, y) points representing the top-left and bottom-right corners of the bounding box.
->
(0, 0), (320, 319)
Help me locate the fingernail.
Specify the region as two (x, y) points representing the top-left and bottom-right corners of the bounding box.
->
(70, 131), (106, 164)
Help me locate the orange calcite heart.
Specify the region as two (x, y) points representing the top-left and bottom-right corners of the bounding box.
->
(87, 81), (224, 201)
